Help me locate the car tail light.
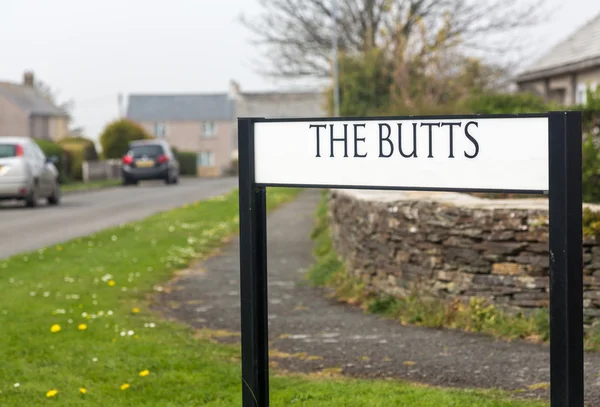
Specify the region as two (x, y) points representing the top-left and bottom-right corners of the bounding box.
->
(157, 154), (168, 164)
(122, 155), (133, 165)
(15, 144), (23, 156)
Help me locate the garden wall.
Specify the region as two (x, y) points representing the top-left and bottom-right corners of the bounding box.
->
(327, 189), (600, 325)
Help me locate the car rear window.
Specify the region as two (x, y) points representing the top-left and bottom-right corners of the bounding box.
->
(129, 145), (164, 157)
(0, 144), (17, 158)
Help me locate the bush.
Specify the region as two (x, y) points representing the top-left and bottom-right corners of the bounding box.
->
(58, 137), (99, 181)
(35, 139), (70, 184)
(461, 92), (556, 114)
(99, 119), (152, 159)
(173, 149), (197, 176)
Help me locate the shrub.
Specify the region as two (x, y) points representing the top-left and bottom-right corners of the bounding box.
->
(58, 137), (99, 181)
(173, 150), (197, 176)
(462, 92), (556, 114)
(99, 119), (152, 159)
(35, 139), (70, 184)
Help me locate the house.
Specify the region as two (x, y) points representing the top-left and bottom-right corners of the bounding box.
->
(0, 71), (70, 140)
(126, 93), (236, 177)
(126, 81), (326, 176)
(228, 80), (327, 159)
(515, 12), (600, 106)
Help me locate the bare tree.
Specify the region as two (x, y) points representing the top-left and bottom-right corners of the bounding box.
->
(240, 0), (548, 80)
(35, 79), (75, 118)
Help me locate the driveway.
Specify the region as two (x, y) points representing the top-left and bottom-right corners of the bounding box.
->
(0, 177), (238, 259)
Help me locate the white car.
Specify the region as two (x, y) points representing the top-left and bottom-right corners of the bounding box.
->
(0, 137), (61, 207)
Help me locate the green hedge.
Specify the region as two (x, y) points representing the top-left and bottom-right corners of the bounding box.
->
(100, 119), (152, 159)
(174, 151), (197, 176)
(58, 137), (99, 181)
(34, 139), (70, 184)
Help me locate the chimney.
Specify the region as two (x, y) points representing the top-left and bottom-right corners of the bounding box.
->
(228, 79), (240, 99)
(23, 71), (34, 87)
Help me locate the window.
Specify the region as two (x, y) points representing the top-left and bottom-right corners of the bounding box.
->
(153, 122), (167, 138)
(202, 121), (216, 137)
(129, 144), (164, 158)
(197, 151), (215, 167)
(0, 144), (18, 158)
(576, 83), (588, 105)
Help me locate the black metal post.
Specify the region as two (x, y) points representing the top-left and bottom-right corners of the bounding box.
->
(548, 111), (583, 407)
(238, 118), (270, 407)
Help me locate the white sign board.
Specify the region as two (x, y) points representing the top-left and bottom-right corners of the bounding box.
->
(253, 117), (549, 192)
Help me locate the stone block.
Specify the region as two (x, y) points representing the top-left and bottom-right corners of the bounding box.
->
(512, 254), (549, 269)
(526, 243), (548, 254)
(488, 230), (517, 241)
(473, 241), (527, 256)
(491, 263), (528, 276)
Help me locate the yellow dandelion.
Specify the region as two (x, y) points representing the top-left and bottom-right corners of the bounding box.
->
(56, 245), (63, 252)
(79, 387), (87, 394)
(132, 307), (140, 313)
(108, 280), (116, 286)
(78, 324), (87, 331)
(46, 389), (58, 398)
(120, 383), (130, 390)
(139, 369), (150, 377)
(50, 324), (61, 333)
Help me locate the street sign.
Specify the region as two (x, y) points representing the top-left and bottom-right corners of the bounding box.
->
(237, 112), (583, 407)
(254, 116), (549, 192)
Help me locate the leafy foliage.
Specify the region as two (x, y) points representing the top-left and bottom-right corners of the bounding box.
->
(462, 92), (556, 114)
(34, 139), (70, 184)
(58, 137), (99, 181)
(172, 149), (197, 176)
(99, 119), (152, 159)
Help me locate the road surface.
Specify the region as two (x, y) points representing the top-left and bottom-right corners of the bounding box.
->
(0, 177), (238, 259)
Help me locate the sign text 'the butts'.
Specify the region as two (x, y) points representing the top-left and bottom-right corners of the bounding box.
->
(309, 121), (480, 159)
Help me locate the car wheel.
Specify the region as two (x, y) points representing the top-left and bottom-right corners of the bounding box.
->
(25, 186), (38, 208)
(48, 182), (61, 205)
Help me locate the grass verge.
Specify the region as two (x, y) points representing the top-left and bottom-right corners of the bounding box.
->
(0, 187), (546, 406)
(307, 191), (600, 351)
(62, 179), (121, 193)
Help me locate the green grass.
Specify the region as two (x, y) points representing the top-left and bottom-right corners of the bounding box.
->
(62, 179), (122, 192)
(307, 191), (600, 351)
(0, 187), (546, 406)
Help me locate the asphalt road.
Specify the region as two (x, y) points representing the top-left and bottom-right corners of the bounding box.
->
(0, 177), (238, 259)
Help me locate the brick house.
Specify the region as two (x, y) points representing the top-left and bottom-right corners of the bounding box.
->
(0, 71), (70, 140)
(126, 80), (326, 176)
(126, 93), (235, 176)
(515, 12), (600, 106)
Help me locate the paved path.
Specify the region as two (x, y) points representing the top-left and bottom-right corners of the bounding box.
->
(0, 177), (238, 259)
(155, 189), (600, 406)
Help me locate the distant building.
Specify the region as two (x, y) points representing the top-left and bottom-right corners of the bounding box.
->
(0, 71), (70, 140)
(126, 80), (326, 176)
(126, 93), (235, 177)
(515, 12), (600, 106)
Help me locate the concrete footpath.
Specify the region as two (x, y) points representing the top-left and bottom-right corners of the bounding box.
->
(154, 189), (600, 406)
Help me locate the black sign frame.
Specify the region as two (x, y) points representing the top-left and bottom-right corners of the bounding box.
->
(237, 111), (583, 407)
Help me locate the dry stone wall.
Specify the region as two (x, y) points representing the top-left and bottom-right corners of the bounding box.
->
(327, 189), (600, 325)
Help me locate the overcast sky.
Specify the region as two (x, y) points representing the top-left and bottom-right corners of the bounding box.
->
(2, 0), (600, 142)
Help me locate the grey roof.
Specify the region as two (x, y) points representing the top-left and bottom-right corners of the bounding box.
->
(126, 94), (234, 121)
(0, 82), (69, 117)
(517, 11), (600, 80)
